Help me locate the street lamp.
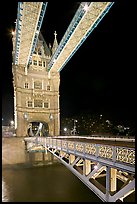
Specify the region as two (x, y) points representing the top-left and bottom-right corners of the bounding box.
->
(49, 113), (55, 136)
(24, 112), (28, 121)
(10, 120), (14, 127)
(64, 127), (67, 135)
(71, 119), (77, 135)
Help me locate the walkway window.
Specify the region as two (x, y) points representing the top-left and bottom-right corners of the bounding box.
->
(34, 81), (42, 89)
(34, 100), (43, 108)
(28, 101), (32, 107)
(24, 82), (29, 89)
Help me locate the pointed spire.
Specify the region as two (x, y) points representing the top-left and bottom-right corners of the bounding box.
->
(52, 31), (58, 55)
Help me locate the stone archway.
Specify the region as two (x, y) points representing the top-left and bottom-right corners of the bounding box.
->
(27, 121), (49, 137)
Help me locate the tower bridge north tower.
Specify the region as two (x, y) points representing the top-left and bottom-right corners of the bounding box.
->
(12, 32), (60, 137)
(11, 2), (115, 137)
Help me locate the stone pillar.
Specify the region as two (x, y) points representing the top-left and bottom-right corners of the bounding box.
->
(84, 159), (91, 175)
(16, 113), (28, 137)
(110, 168), (117, 192)
(106, 167), (117, 201)
(69, 154), (75, 164)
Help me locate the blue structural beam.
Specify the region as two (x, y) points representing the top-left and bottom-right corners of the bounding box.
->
(47, 2), (91, 71)
(14, 2), (48, 66)
(28, 2), (48, 65)
(48, 2), (114, 72)
(15, 2), (23, 65)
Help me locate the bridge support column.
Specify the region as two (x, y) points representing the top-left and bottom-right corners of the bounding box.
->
(106, 166), (111, 201)
(106, 167), (117, 201)
(110, 168), (117, 192)
(60, 150), (66, 158)
(83, 159), (91, 175)
(69, 154), (75, 164)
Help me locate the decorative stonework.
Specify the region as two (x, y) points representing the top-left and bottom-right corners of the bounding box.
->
(12, 33), (60, 136)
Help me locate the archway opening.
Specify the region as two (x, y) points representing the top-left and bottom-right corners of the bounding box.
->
(27, 121), (49, 137)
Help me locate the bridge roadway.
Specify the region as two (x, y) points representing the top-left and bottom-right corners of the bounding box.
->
(24, 135), (135, 202)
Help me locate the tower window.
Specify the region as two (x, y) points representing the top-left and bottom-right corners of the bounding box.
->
(47, 85), (50, 91)
(28, 101), (32, 107)
(33, 60), (37, 65)
(44, 102), (49, 108)
(34, 100), (43, 108)
(39, 61), (42, 66)
(38, 49), (42, 55)
(24, 82), (29, 89)
(43, 61), (46, 67)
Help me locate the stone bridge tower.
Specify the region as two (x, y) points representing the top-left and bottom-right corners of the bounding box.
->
(12, 32), (60, 137)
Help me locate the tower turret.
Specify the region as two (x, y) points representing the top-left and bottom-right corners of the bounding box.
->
(52, 31), (58, 55)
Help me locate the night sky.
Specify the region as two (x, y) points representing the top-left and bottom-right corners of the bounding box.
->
(2, 1), (135, 127)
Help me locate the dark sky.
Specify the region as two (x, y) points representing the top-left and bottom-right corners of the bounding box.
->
(2, 1), (135, 126)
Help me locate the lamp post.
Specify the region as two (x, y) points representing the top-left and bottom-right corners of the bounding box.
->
(64, 127), (67, 135)
(49, 113), (55, 136)
(10, 120), (14, 128)
(71, 119), (77, 135)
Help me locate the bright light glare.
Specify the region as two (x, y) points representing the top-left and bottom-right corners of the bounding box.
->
(12, 31), (15, 35)
(94, 165), (98, 170)
(83, 3), (89, 12)
(64, 127), (67, 132)
(10, 120), (14, 125)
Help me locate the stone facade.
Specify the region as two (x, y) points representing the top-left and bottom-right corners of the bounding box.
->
(12, 33), (60, 136)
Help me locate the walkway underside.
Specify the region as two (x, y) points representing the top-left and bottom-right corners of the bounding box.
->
(14, 2), (48, 68)
(48, 2), (114, 72)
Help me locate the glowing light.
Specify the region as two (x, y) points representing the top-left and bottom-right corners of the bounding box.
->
(10, 120), (14, 126)
(12, 31), (15, 36)
(83, 3), (89, 12)
(64, 127), (67, 132)
(94, 165), (98, 170)
(38, 122), (43, 130)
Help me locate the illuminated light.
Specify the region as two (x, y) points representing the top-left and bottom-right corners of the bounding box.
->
(49, 113), (53, 120)
(12, 31), (15, 35)
(64, 127), (67, 132)
(83, 3), (89, 12)
(36, 30), (39, 35)
(38, 122), (43, 130)
(94, 165), (98, 170)
(10, 120), (14, 126)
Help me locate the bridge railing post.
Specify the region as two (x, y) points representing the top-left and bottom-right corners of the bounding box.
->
(112, 146), (116, 162)
(106, 166), (111, 202)
(96, 144), (99, 158)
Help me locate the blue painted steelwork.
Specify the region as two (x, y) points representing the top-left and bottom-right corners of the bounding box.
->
(58, 2), (114, 72)
(14, 2), (48, 66)
(47, 2), (91, 71)
(15, 2), (23, 65)
(48, 2), (114, 72)
(28, 2), (48, 65)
